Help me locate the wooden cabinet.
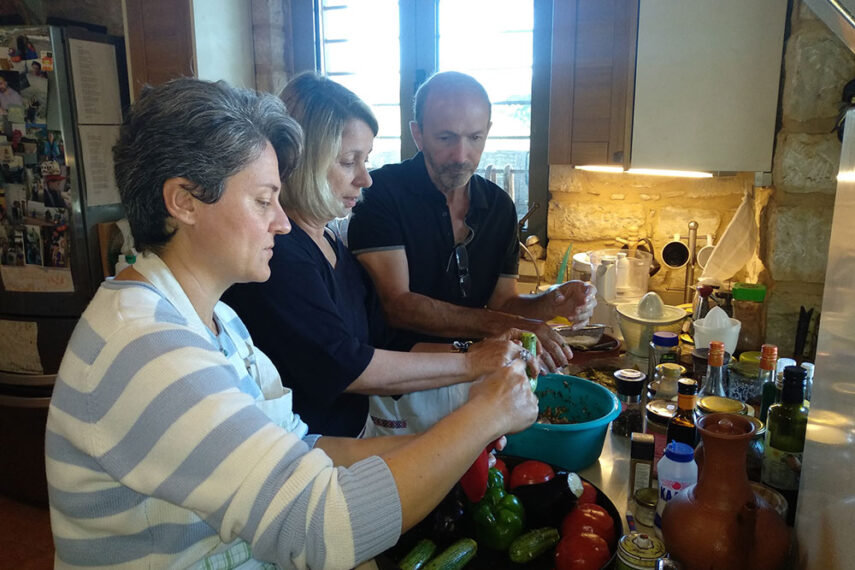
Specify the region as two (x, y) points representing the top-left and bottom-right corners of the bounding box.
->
(548, 0), (637, 168)
(124, 0), (254, 101)
(548, 0), (787, 172)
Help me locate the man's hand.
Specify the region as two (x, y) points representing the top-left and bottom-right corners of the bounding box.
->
(526, 321), (573, 373)
(546, 281), (597, 328)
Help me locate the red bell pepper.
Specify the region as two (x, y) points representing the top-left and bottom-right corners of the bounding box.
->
(459, 439), (501, 503)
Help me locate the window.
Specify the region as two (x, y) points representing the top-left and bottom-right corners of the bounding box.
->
(316, 0), (541, 223)
(316, 0), (402, 171)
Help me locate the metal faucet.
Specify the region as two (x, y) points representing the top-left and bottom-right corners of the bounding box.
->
(519, 235), (543, 292)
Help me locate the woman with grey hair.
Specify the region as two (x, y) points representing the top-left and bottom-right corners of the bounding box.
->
(225, 72), (535, 438)
(45, 77), (538, 569)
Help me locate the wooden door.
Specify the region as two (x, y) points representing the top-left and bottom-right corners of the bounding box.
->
(125, 0), (196, 101)
(548, 0), (637, 167)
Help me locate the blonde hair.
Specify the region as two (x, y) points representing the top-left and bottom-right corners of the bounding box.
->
(279, 72), (378, 224)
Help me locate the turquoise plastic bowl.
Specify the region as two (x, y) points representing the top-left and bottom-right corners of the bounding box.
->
(504, 374), (621, 472)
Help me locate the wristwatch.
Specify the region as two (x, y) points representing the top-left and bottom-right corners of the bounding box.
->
(451, 340), (473, 353)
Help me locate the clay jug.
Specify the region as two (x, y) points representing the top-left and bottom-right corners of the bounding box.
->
(661, 413), (791, 570)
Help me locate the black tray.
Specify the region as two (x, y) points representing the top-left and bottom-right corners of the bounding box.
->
(376, 455), (620, 569)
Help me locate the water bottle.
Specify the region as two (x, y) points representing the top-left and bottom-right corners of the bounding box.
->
(654, 441), (698, 538)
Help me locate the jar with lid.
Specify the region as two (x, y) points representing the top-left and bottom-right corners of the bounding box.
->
(650, 362), (684, 401)
(648, 331), (680, 382)
(616, 531), (666, 570)
(633, 487), (659, 528)
(727, 350), (760, 403)
(697, 395), (746, 417)
(732, 282), (766, 353)
(645, 399), (677, 477)
(613, 369), (646, 437)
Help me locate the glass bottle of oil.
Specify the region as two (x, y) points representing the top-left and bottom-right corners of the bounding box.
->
(762, 365), (808, 526)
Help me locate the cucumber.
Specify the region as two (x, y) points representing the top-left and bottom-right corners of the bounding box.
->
(422, 538), (477, 570)
(508, 527), (560, 564)
(399, 538), (437, 570)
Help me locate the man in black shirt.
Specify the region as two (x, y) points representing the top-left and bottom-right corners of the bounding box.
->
(349, 71), (596, 371)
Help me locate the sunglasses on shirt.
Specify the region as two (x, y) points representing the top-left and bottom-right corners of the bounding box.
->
(453, 243), (471, 299)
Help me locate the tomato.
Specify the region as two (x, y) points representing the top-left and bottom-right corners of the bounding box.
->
(578, 480), (597, 504)
(494, 458), (510, 489)
(509, 460), (555, 489)
(560, 503), (616, 548)
(554, 532), (611, 570)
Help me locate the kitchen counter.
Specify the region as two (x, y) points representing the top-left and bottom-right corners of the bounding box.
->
(579, 426), (637, 535)
(571, 350), (662, 536)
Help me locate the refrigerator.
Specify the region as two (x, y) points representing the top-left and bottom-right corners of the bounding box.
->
(0, 25), (127, 505)
(793, 108), (855, 567)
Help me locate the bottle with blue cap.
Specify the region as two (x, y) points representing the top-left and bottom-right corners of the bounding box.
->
(654, 441), (698, 538)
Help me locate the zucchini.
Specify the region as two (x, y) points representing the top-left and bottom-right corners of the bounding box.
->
(423, 538), (477, 570)
(508, 527), (560, 564)
(399, 538), (437, 570)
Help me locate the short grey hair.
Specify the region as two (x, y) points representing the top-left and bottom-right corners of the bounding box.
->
(279, 72), (377, 224)
(113, 78), (302, 253)
(413, 71), (491, 128)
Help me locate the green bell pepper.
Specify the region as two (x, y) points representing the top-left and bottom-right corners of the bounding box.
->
(471, 467), (525, 551)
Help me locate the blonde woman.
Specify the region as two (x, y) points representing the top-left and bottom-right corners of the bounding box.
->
(224, 72), (536, 437)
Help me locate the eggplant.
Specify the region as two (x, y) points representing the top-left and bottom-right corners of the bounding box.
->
(512, 471), (584, 528)
(417, 483), (467, 542)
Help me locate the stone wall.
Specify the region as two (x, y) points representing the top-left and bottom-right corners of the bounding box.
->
(765, 0), (853, 353)
(546, 167), (756, 306)
(545, 0), (855, 357)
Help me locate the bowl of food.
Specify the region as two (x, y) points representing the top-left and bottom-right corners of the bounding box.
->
(503, 374), (621, 472)
(553, 323), (608, 349)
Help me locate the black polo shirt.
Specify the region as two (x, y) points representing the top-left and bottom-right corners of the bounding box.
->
(349, 152), (519, 347)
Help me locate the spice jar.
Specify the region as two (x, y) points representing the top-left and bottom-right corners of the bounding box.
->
(649, 363), (685, 401)
(633, 487), (659, 527)
(648, 331), (680, 381)
(630, 432), (655, 496)
(732, 282), (766, 353)
(613, 369), (646, 437)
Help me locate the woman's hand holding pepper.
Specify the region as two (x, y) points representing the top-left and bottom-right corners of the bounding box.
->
(466, 328), (541, 379)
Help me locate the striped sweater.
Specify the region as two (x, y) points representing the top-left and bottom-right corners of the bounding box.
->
(45, 254), (402, 569)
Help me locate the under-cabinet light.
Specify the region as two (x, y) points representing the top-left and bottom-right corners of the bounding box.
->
(575, 165), (713, 178)
(627, 168), (713, 178)
(575, 165), (624, 173)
